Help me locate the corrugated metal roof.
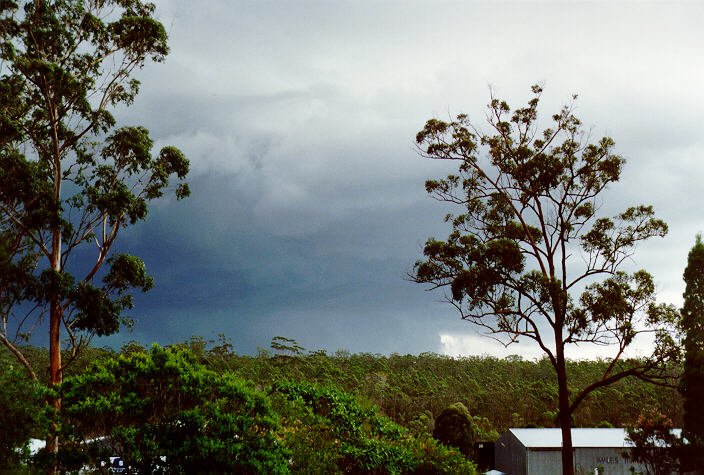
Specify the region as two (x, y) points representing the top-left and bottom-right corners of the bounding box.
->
(509, 428), (681, 448)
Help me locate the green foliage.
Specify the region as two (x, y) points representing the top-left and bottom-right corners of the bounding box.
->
(0, 363), (47, 469)
(271, 335), (305, 356)
(413, 86), (674, 371)
(624, 408), (680, 475)
(58, 345), (289, 473)
(4, 339), (684, 472)
(271, 381), (476, 474)
(204, 341), (680, 440)
(679, 235), (704, 470)
(432, 402), (474, 457)
(408, 411), (434, 438)
(0, 0), (189, 379)
(0, 343), (115, 386)
(413, 86), (677, 473)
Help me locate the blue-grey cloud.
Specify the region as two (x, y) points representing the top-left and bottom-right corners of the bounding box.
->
(78, 1), (704, 357)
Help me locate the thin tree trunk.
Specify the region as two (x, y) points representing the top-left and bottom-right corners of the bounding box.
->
(0, 334), (37, 380)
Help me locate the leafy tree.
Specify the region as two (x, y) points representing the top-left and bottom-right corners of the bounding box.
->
(679, 235), (704, 470)
(0, 0), (189, 455)
(432, 402), (475, 458)
(412, 85), (679, 475)
(214, 340), (681, 436)
(623, 408), (680, 475)
(0, 363), (47, 469)
(271, 335), (305, 356)
(8, 334), (684, 450)
(271, 381), (476, 474)
(58, 345), (289, 473)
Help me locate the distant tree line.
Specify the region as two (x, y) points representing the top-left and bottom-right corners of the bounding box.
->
(1, 335), (684, 471)
(1, 341), (480, 473)
(0, 0), (698, 470)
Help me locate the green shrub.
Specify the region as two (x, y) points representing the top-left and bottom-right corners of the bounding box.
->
(271, 381), (475, 474)
(0, 364), (47, 470)
(433, 402), (474, 457)
(59, 345), (289, 473)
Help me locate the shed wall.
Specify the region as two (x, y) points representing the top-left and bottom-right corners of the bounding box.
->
(505, 447), (647, 474)
(495, 431), (526, 475)
(574, 447), (645, 474)
(526, 449), (562, 474)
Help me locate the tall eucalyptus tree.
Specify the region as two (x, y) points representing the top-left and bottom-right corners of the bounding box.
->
(0, 0), (189, 456)
(413, 86), (679, 475)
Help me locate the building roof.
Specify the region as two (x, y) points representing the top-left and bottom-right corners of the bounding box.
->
(508, 428), (681, 449)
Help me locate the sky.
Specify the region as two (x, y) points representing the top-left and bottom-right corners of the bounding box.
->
(87, 1), (704, 359)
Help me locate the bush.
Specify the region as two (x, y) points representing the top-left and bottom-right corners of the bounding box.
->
(432, 402), (475, 457)
(271, 381), (476, 474)
(624, 408), (680, 475)
(0, 364), (47, 470)
(59, 345), (289, 473)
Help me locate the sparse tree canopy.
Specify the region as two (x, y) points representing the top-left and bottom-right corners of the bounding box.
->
(413, 85), (679, 475)
(271, 335), (305, 356)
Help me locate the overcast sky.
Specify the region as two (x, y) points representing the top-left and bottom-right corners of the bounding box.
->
(91, 1), (704, 358)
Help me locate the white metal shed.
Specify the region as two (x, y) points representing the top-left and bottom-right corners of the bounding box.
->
(495, 428), (677, 474)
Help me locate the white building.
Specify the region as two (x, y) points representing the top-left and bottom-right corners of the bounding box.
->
(495, 427), (679, 474)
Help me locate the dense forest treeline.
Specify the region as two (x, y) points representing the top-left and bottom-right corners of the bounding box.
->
(199, 337), (683, 437)
(3, 341), (481, 473)
(3, 335), (682, 441)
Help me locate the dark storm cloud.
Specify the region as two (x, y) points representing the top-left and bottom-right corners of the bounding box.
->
(101, 171), (470, 354)
(94, 1), (704, 357)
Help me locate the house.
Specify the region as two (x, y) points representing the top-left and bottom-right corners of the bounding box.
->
(495, 427), (680, 474)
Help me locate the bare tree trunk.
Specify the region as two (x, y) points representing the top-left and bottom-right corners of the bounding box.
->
(46, 206), (62, 472)
(47, 293), (62, 438)
(556, 344), (574, 475)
